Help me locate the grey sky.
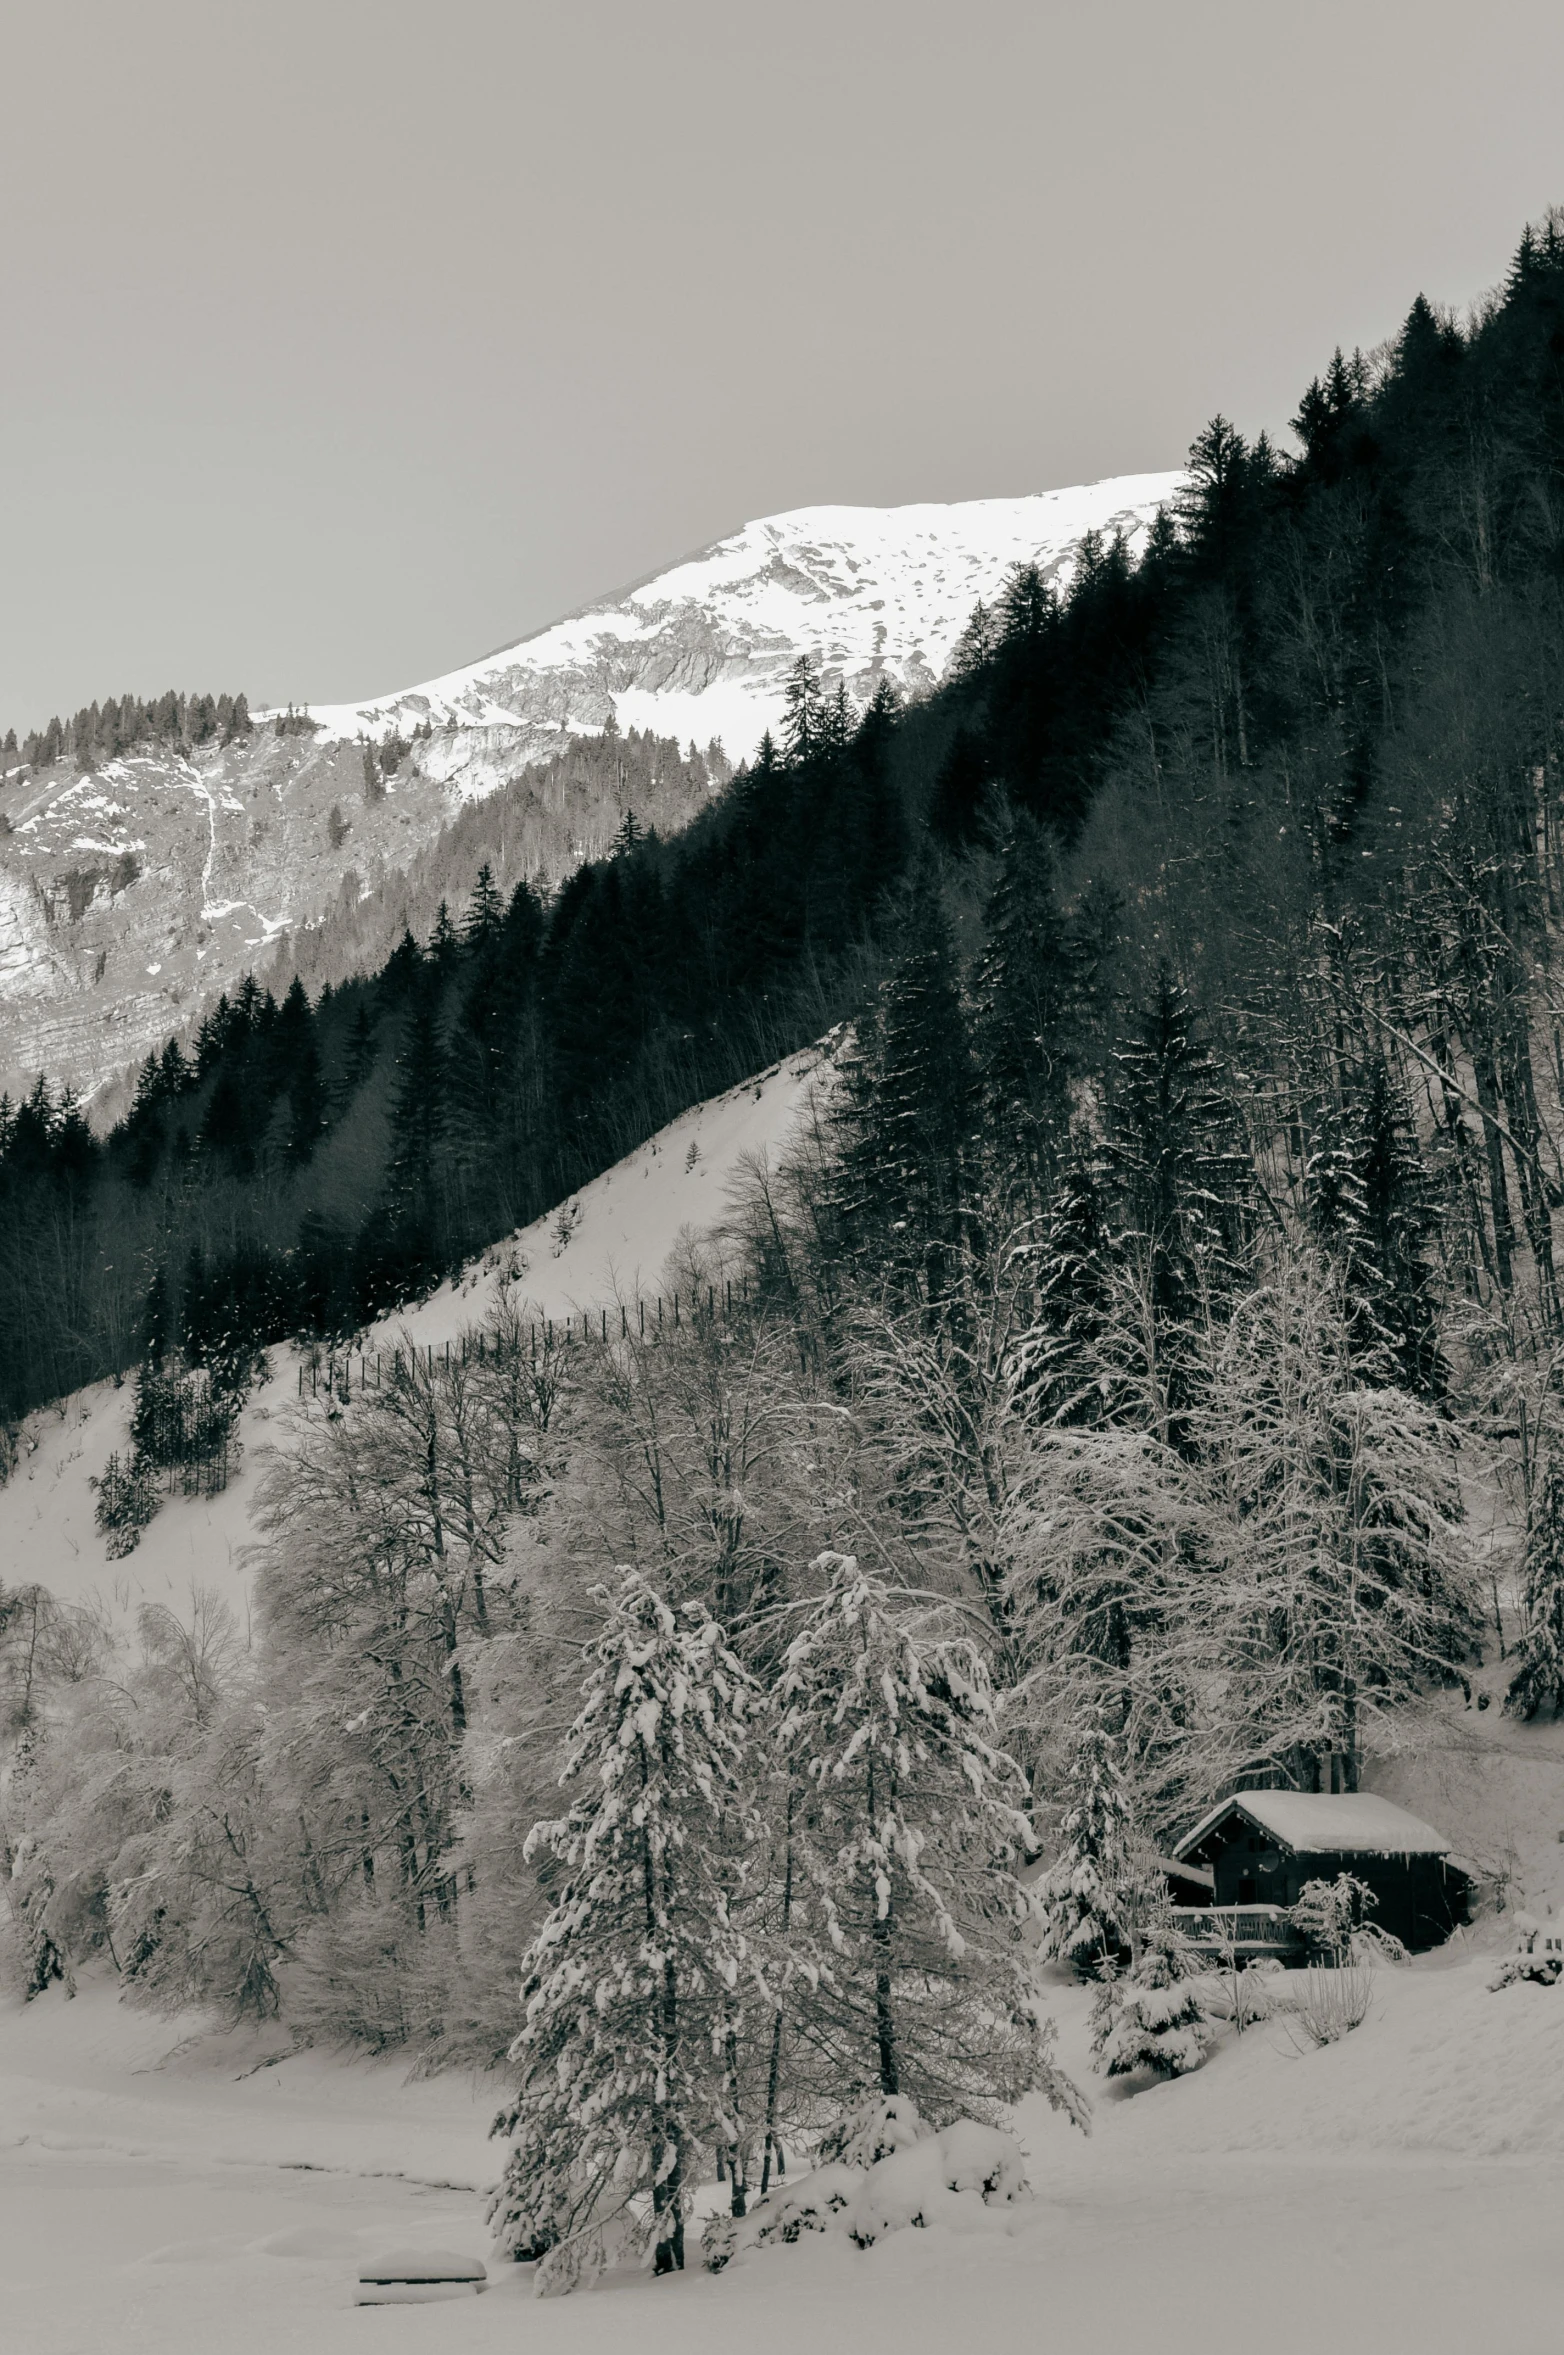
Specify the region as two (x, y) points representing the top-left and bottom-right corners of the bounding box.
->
(3, 0), (1562, 728)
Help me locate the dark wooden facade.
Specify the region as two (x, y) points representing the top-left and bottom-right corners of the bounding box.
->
(1173, 1799), (1467, 1952)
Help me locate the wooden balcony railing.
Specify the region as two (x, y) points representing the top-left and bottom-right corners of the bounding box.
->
(1171, 1905), (1302, 1949)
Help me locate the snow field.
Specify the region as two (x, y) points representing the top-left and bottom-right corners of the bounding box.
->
(3, 1953), (1561, 2354)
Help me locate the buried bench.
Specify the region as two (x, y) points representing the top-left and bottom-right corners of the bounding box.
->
(356, 2250), (488, 2305)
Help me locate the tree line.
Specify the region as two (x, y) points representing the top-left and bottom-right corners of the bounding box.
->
(2, 690), (254, 777)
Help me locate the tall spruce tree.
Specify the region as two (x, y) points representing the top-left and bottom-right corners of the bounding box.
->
(385, 980), (447, 1258)
(1034, 1720), (1142, 1976)
(463, 861), (504, 948)
(775, 1552), (1085, 2129)
(1106, 964), (1251, 1335)
(780, 653), (824, 765)
(974, 810), (1078, 1204)
(1307, 1064), (1442, 1397)
(835, 865), (973, 1298)
(490, 1572), (760, 2290)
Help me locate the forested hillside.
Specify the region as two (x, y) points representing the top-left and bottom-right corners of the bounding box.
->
(8, 216), (1564, 1427)
(7, 223), (1564, 2256)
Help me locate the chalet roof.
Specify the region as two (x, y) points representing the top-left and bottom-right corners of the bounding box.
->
(1157, 1854), (1214, 1890)
(1173, 1791), (1451, 1862)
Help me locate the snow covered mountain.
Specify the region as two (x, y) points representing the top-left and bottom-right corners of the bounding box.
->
(0, 473), (1177, 1104)
(305, 474), (1179, 757)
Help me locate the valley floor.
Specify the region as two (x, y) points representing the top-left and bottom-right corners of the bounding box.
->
(4, 1932), (1559, 2355)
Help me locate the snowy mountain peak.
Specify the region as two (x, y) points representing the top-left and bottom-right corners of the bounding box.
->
(0, 472), (1178, 1102)
(301, 472), (1181, 762)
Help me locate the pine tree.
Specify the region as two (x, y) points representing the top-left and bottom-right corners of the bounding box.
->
(428, 900), (460, 973)
(1013, 1154), (1113, 1423)
(973, 811), (1078, 1201)
(1508, 1452), (1564, 1719)
(1352, 1059), (1444, 1398)
(1199, 1247), (1479, 1788)
(1000, 562), (1052, 643)
(1090, 1915), (1214, 2077)
(1106, 964), (1250, 1336)
(273, 978), (326, 1167)
(775, 1552), (1085, 2130)
(381, 927), (422, 998)
(199, 1066), (253, 1179)
(834, 867), (973, 1297)
(340, 1002), (379, 1097)
(463, 862), (504, 947)
(385, 983), (446, 1249)
(947, 599), (998, 679)
(284, 1030), (328, 1167)
(780, 654), (824, 765)
(490, 1571), (761, 2290)
(180, 1245), (209, 1357)
(928, 727), (991, 850)
(1034, 1721), (1142, 1976)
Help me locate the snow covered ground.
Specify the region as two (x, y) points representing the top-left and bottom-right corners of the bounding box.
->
(0, 1045), (830, 1624)
(3, 1930), (1559, 2354)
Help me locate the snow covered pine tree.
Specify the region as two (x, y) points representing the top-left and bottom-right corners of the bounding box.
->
(490, 1570), (762, 2292)
(775, 1552), (1087, 2131)
(1090, 1915), (1216, 2078)
(1034, 1718), (1144, 1975)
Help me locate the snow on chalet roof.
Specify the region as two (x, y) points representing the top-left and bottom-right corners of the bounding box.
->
(1173, 1792), (1451, 1860)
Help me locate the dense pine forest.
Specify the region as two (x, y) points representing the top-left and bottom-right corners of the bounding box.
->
(7, 219), (1564, 2279)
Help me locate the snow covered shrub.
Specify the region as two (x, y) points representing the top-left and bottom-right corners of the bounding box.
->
(489, 1571), (763, 2292)
(1287, 1873), (1406, 1967)
(4, 1829), (71, 1996)
(1090, 1918), (1217, 2078)
(1288, 1963), (1374, 2047)
(816, 2092), (931, 2168)
(705, 2111), (1031, 2269)
(704, 2094), (936, 2269)
(843, 2120), (1029, 2245)
(1487, 1919), (1563, 1990)
(701, 2164), (860, 2269)
(1487, 1952), (1562, 1991)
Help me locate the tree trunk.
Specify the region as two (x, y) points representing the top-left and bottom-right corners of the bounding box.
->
(874, 1913), (899, 2099)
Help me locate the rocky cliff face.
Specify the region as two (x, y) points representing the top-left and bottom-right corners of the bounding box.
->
(0, 472), (1177, 1106)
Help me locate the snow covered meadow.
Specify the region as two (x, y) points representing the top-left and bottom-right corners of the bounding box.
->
(4, 1936), (1561, 2354)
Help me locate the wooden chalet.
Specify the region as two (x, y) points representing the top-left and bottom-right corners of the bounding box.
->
(1168, 1791), (1467, 1954)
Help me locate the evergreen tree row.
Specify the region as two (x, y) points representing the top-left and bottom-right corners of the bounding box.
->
(2, 690), (253, 775)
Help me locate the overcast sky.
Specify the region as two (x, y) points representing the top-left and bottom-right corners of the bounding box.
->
(3, 0), (1563, 726)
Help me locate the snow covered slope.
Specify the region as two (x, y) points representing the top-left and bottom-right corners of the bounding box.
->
(303, 475), (1180, 759)
(0, 1043), (830, 1624)
(0, 474), (1176, 1101)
